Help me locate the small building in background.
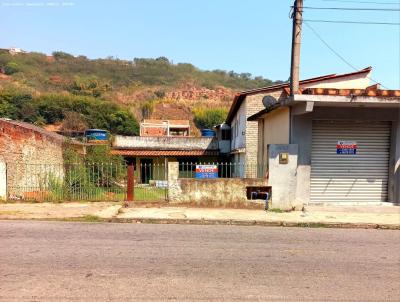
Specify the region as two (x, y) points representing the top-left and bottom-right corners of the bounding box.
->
(110, 119), (231, 184)
(140, 119), (190, 137)
(214, 123), (231, 154)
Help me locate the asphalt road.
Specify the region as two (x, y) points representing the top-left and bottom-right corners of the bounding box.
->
(0, 221), (399, 301)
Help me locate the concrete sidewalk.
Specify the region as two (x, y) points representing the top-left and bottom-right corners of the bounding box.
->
(0, 202), (399, 229)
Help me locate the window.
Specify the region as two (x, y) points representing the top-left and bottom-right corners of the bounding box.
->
(221, 129), (231, 140)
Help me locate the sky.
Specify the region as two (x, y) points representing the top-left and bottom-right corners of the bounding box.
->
(1, 0), (400, 88)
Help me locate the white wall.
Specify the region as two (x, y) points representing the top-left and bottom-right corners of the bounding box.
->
(259, 107), (290, 166)
(231, 101), (246, 151)
(303, 72), (371, 89)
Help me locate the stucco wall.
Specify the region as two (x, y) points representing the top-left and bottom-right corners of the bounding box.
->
(168, 162), (265, 208)
(268, 144), (300, 210)
(257, 107), (291, 177)
(113, 135), (218, 151)
(301, 72), (371, 89)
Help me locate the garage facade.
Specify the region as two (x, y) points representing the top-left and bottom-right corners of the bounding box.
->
(310, 120), (391, 203)
(248, 85), (400, 209)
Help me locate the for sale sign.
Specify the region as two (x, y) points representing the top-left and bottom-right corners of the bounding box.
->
(336, 141), (357, 155)
(195, 164), (218, 179)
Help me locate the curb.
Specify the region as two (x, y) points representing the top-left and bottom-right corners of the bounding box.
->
(0, 217), (399, 230)
(110, 217), (400, 230)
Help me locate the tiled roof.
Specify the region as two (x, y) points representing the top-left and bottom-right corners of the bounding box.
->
(301, 87), (400, 97)
(110, 149), (219, 156)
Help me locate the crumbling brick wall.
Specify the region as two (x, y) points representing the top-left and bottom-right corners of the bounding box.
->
(0, 120), (65, 198)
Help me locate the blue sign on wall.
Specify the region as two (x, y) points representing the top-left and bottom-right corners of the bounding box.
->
(336, 141), (357, 155)
(195, 165), (218, 179)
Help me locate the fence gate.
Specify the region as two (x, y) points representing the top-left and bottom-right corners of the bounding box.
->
(131, 162), (168, 202)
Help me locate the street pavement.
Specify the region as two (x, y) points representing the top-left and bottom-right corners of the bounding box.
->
(0, 221), (399, 301)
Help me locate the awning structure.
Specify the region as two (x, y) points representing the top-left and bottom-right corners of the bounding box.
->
(110, 149), (219, 156)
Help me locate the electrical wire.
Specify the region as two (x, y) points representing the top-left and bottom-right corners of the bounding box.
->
(303, 19), (400, 25)
(303, 21), (390, 88)
(309, 0), (400, 5)
(298, 6), (400, 11)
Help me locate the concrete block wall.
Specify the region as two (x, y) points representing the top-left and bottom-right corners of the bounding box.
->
(244, 94), (266, 178)
(244, 91), (286, 178)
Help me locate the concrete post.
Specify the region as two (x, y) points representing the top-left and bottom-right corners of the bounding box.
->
(268, 144), (300, 210)
(0, 161), (6, 200)
(167, 161), (181, 203)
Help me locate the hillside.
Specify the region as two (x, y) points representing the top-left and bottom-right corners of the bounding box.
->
(0, 49), (283, 135)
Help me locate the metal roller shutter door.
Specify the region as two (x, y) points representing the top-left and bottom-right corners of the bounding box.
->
(311, 120), (391, 203)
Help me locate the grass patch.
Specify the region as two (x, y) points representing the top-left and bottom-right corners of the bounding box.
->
(268, 208), (287, 213)
(81, 215), (103, 222)
(296, 222), (328, 228)
(0, 210), (22, 215)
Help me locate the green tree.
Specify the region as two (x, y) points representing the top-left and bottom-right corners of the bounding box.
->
(4, 62), (20, 75)
(193, 107), (228, 129)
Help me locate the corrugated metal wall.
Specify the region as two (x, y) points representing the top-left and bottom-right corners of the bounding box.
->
(311, 120), (391, 203)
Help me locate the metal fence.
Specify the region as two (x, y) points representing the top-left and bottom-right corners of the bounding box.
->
(178, 162), (266, 179)
(6, 162), (168, 202)
(133, 163), (168, 202)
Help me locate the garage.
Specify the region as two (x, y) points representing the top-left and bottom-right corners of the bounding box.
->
(311, 120), (391, 203)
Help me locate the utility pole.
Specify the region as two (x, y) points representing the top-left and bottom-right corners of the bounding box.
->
(290, 0), (303, 96)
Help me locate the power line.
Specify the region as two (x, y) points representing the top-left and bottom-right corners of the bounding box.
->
(309, 0), (400, 5)
(303, 21), (390, 88)
(299, 6), (400, 11)
(303, 19), (400, 25)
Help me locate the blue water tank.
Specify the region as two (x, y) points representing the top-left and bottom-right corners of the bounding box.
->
(85, 129), (109, 142)
(201, 129), (215, 137)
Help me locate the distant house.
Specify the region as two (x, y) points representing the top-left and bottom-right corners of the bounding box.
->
(225, 67), (373, 178)
(140, 119), (190, 137)
(8, 47), (26, 55)
(111, 119), (223, 183)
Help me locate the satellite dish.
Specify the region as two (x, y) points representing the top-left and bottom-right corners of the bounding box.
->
(262, 95), (276, 108)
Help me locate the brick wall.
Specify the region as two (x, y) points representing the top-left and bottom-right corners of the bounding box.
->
(244, 91), (286, 177)
(0, 120), (65, 198)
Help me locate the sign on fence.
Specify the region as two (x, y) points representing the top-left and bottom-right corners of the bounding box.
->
(336, 141), (357, 155)
(195, 164), (218, 179)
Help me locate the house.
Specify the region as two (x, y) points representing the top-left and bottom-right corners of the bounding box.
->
(225, 67), (373, 178)
(111, 119), (221, 183)
(8, 47), (26, 55)
(140, 119), (190, 137)
(0, 118), (85, 199)
(245, 71), (400, 208)
(214, 123), (231, 154)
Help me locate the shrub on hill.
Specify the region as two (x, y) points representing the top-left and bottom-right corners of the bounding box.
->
(193, 107), (228, 129)
(0, 89), (139, 135)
